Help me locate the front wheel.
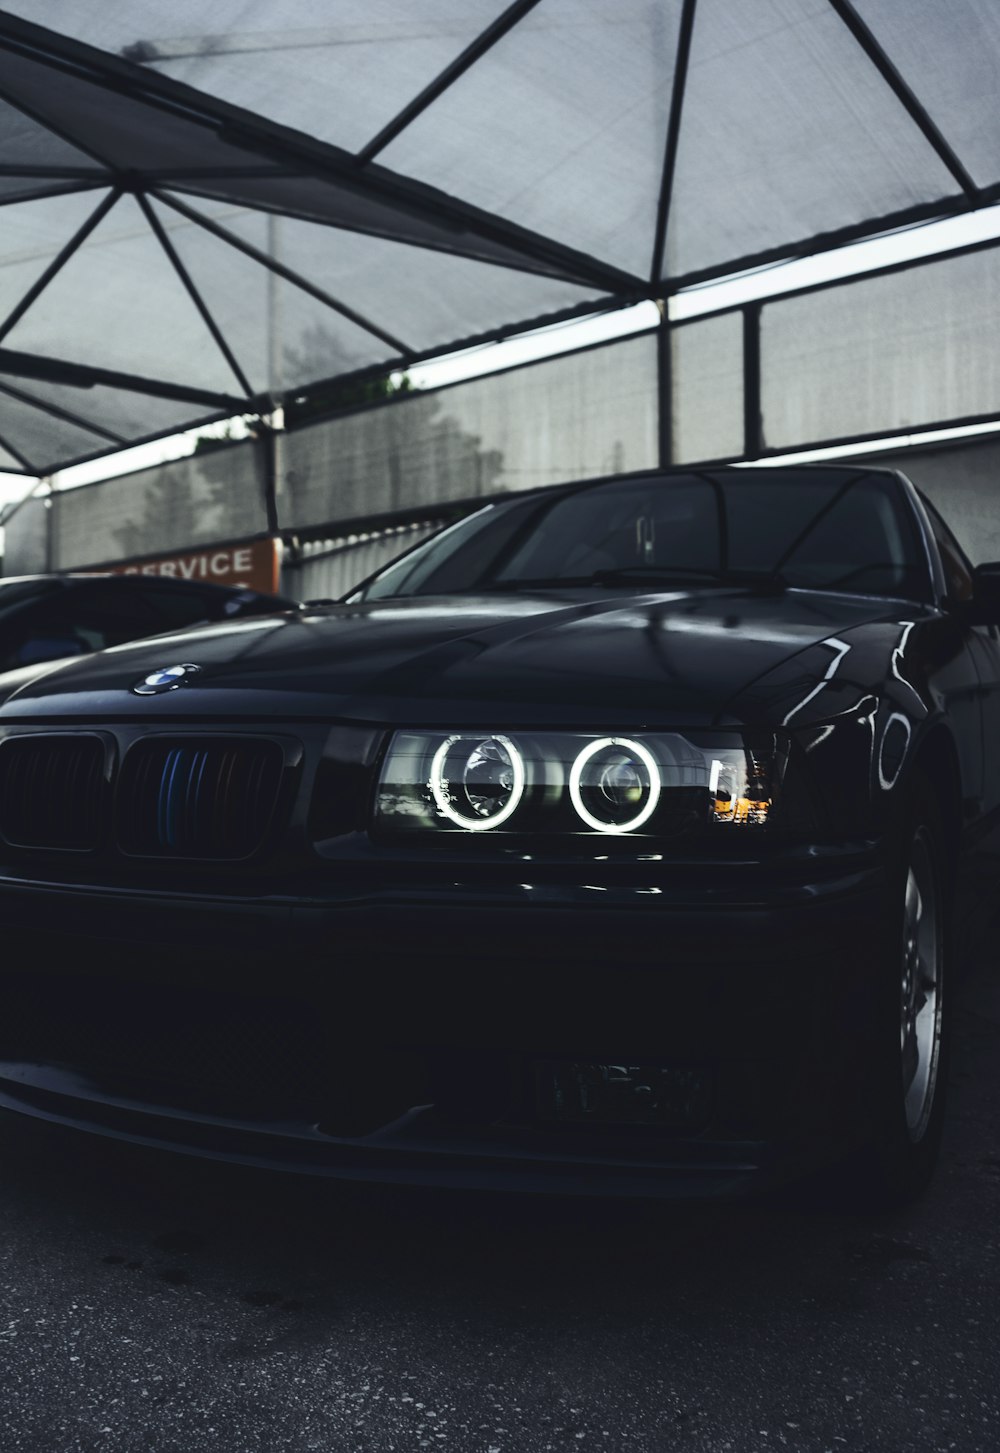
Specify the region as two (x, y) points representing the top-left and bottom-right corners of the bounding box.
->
(847, 787), (950, 1208)
(899, 823), (945, 1149)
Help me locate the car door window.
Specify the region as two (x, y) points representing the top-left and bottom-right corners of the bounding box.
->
(920, 495), (974, 604)
(2, 584), (161, 668)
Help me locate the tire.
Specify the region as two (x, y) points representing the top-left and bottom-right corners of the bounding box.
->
(846, 774), (951, 1208)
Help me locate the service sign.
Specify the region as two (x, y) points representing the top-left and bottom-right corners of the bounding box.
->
(110, 537), (281, 596)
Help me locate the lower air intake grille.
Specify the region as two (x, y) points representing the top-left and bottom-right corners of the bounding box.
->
(118, 738), (284, 860)
(0, 734), (105, 851)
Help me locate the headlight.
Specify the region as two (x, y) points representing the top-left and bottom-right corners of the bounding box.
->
(568, 737), (661, 833)
(428, 734), (526, 830)
(374, 729), (789, 837)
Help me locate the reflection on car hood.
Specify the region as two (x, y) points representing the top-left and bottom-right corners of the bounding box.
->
(0, 654), (82, 706)
(0, 588), (916, 728)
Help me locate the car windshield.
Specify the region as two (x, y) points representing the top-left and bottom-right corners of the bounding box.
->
(355, 469), (930, 603)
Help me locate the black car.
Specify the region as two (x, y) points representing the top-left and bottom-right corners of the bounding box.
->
(0, 572), (296, 694)
(0, 465), (996, 1204)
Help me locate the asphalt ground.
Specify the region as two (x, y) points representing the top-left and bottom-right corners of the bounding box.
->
(1, 951), (999, 1453)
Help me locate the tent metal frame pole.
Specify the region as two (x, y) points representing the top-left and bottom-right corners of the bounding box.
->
(826, 0), (979, 200)
(657, 312), (672, 470)
(138, 192), (255, 399)
(670, 226), (1000, 323)
(742, 304), (762, 460)
(44, 482), (55, 570)
(0, 180), (108, 209)
(650, 410), (1000, 469)
(280, 321), (659, 428)
(0, 377), (124, 445)
(7, 407), (236, 480)
(757, 412), (1000, 460)
(0, 347), (244, 411)
(260, 423), (280, 536)
(0, 63), (118, 172)
(357, 0), (544, 165)
(155, 190), (415, 355)
(2, 6), (994, 299)
(665, 190), (1000, 293)
(0, 166), (103, 180)
(0, 186), (120, 344)
(0, 473), (49, 524)
(651, 0), (697, 288)
(0, 16), (639, 295)
(174, 175), (636, 292)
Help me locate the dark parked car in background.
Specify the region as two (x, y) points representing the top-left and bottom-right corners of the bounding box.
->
(0, 572), (295, 700)
(0, 465), (996, 1205)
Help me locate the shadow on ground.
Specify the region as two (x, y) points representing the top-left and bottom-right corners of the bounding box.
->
(1, 954), (998, 1452)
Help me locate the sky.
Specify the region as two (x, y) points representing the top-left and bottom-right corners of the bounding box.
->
(4, 197), (1000, 517)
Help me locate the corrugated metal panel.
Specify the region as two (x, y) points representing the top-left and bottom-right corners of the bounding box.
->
(284, 520), (441, 601)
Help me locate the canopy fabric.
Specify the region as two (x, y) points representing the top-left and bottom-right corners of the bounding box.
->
(0, 1), (998, 475)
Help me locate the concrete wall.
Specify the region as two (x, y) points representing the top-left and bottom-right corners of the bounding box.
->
(855, 435), (1000, 564)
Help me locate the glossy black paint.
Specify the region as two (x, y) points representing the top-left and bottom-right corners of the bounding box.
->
(0, 572), (295, 686)
(0, 466), (996, 1196)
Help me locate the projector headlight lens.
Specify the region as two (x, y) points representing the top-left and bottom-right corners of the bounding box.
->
(373, 730), (787, 836)
(568, 737), (661, 833)
(429, 734), (525, 830)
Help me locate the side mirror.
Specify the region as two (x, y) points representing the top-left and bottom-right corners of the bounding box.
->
(970, 563), (1000, 625)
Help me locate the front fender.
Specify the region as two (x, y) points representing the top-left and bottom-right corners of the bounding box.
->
(727, 623), (935, 838)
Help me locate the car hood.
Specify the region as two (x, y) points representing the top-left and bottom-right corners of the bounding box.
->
(0, 654), (82, 706)
(0, 589), (911, 729)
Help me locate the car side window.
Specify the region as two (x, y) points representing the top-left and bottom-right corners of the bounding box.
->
(920, 496), (974, 604)
(1, 585), (160, 668)
(0, 595), (88, 669)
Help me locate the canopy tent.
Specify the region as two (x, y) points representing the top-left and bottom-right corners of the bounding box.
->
(0, 0), (998, 475)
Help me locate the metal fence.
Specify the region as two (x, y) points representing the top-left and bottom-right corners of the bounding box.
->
(8, 232), (1000, 582)
(670, 235), (1000, 465)
(280, 331), (660, 531)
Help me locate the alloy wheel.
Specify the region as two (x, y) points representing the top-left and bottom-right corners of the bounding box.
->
(900, 824), (942, 1142)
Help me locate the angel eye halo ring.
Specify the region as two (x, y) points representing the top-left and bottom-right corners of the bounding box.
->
(374, 728), (783, 837)
(428, 733), (526, 830)
(568, 736), (662, 833)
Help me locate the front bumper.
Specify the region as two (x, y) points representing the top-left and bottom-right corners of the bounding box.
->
(0, 858), (886, 1197)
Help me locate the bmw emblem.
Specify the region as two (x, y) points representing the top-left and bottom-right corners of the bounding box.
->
(132, 663), (202, 696)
